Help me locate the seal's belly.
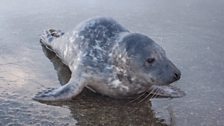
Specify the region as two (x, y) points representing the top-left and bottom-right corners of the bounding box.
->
(86, 79), (139, 99)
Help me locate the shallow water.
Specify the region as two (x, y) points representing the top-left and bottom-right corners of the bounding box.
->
(0, 0), (224, 126)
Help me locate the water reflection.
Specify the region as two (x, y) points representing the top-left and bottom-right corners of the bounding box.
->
(40, 44), (170, 126)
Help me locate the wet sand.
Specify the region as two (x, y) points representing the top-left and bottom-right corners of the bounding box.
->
(0, 0), (224, 125)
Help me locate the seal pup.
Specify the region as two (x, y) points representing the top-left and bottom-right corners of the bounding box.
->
(34, 17), (184, 102)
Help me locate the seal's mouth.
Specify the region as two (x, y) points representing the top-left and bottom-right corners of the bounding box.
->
(147, 73), (185, 98)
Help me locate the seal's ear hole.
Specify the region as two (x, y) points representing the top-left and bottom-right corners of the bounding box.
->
(146, 58), (155, 64)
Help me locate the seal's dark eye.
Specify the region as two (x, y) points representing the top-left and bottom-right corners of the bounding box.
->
(146, 58), (155, 64)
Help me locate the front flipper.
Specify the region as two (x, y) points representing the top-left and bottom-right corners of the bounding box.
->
(149, 85), (185, 98)
(33, 81), (84, 102)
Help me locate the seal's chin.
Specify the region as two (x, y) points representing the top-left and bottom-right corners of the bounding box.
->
(143, 77), (185, 98)
(148, 85), (185, 98)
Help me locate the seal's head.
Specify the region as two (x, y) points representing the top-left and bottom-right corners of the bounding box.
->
(121, 33), (181, 86)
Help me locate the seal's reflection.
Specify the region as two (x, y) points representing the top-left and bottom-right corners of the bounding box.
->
(41, 44), (168, 126)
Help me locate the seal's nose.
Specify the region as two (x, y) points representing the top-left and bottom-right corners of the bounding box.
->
(167, 59), (181, 81)
(173, 68), (181, 81)
(174, 72), (181, 80)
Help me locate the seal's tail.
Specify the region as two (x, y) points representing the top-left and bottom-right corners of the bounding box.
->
(40, 29), (65, 48)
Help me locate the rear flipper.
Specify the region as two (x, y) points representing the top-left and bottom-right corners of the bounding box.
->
(149, 85), (185, 98)
(33, 81), (84, 102)
(40, 29), (65, 48)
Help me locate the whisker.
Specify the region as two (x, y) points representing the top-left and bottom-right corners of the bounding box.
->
(128, 91), (146, 103)
(137, 87), (156, 103)
(150, 88), (158, 99)
(137, 92), (151, 103)
(150, 88), (159, 99)
(148, 87), (156, 95)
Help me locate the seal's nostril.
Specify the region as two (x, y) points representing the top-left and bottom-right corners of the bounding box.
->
(174, 73), (181, 80)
